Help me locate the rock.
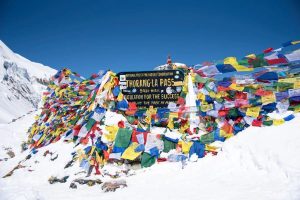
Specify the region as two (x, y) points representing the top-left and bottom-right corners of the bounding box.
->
(101, 179), (127, 192)
(64, 160), (75, 169)
(72, 178), (102, 186)
(50, 154), (58, 161)
(69, 182), (77, 189)
(2, 164), (26, 178)
(48, 176), (69, 184)
(43, 150), (51, 157)
(6, 150), (15, 158)
(21, 141), (28, 152)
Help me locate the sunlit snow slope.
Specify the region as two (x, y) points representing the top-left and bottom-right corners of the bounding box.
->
(0, 112), (299, 200)
(0, 41), (56, 123)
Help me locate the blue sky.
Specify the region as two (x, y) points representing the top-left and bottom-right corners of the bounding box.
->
(1, 0), (300, 76)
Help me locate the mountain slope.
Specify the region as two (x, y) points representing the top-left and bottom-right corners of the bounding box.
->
(0, 41), (56, 123)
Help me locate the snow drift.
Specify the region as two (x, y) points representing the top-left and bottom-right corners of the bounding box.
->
(0, 112), (299, 200)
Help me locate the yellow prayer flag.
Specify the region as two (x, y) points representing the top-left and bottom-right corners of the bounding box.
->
(42, 96), (47, 101)
(121, 142), (142, 160)
(209, 91), (216, 98)
(182, 85), (188, 93)
(181, 141), (193, 154)
(117, 93), (124, 101)
(294, 81), (300, 89)
(224, 57), (252, 72)
(167, 119), (174, 130)
(179, 122), (190, 133)
(201, 103), (213, 112)
(218, 91), (228, 97)
(64, 69), (72, 76)
(233, 65), (253, 71)
(89, 146), (96, 156)
(77, 149), (86, 162)
(104, 126), (119, 142)
(88, 102), (95, 111)
(55, 87), (60, 96)
(58, 89), (66, 98)
(278, 78), (298, 83)
(167, 112), (177, 129)
(291, 40), (300, 45)
(74, 100), (82, 106)
(197, 93), (206, 101)
(205, 145), (218, 152)
(169, 112), (178, 119)
(53, 128), (61, 137)
(245, 54), (256, 59)
(219, 129), (233, 138)
(294, 107), (300, 113)
(95, 151), (103, 164)
(229, 83), (244, 91)
(246, 106), (261, 118)
(30, 125), (37, 137)
(273, 119), (285, 126)
(261, 93), (276, 104)
(148, 106), (157, 115)
(79, 91), (87, 96)
(36, 133), (47, 146)
(103, 82), (113, 91)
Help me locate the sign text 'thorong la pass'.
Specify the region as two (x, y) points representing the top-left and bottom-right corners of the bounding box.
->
(118, 70), (184, 107)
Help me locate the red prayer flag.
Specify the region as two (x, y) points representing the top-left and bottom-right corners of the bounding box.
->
(263, 47), (274, 54)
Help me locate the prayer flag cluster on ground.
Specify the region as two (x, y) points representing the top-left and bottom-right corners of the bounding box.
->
(27, 41), (300, 174)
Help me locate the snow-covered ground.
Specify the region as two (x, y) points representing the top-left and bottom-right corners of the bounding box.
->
(1, 112), (299, 200)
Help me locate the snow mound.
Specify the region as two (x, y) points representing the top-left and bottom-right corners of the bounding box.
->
(0, 112), (299, 200)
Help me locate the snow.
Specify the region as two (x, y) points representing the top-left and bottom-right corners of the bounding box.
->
(0, 40), (56, 80)
(1, 112), (300, 200)
(0, 40), (57, 123)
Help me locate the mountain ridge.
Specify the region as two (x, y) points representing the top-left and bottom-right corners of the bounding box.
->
(0, 40), (57, 123)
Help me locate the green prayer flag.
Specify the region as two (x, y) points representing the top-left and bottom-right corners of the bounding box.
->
(195, 74), (207, 83)
(228, 108), (239, 119)
(163, 138), (176, 153)
(249, 97), (262, 107)
(85, 118), (96, 131)
(114, 128), (132, 148)
(263, 120), (273, 126)
(200, 132), (215, 144)
(252, 54), (268, 68)
(70, 115), (80, 125)
(126, 115), (136, 124)
(141, 153), (156, 168)
(277, 82), (294, 92)
(238, 59), (249, 66)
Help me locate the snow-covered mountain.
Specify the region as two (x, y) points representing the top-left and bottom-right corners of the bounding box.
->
(0, 40), (56, 123)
